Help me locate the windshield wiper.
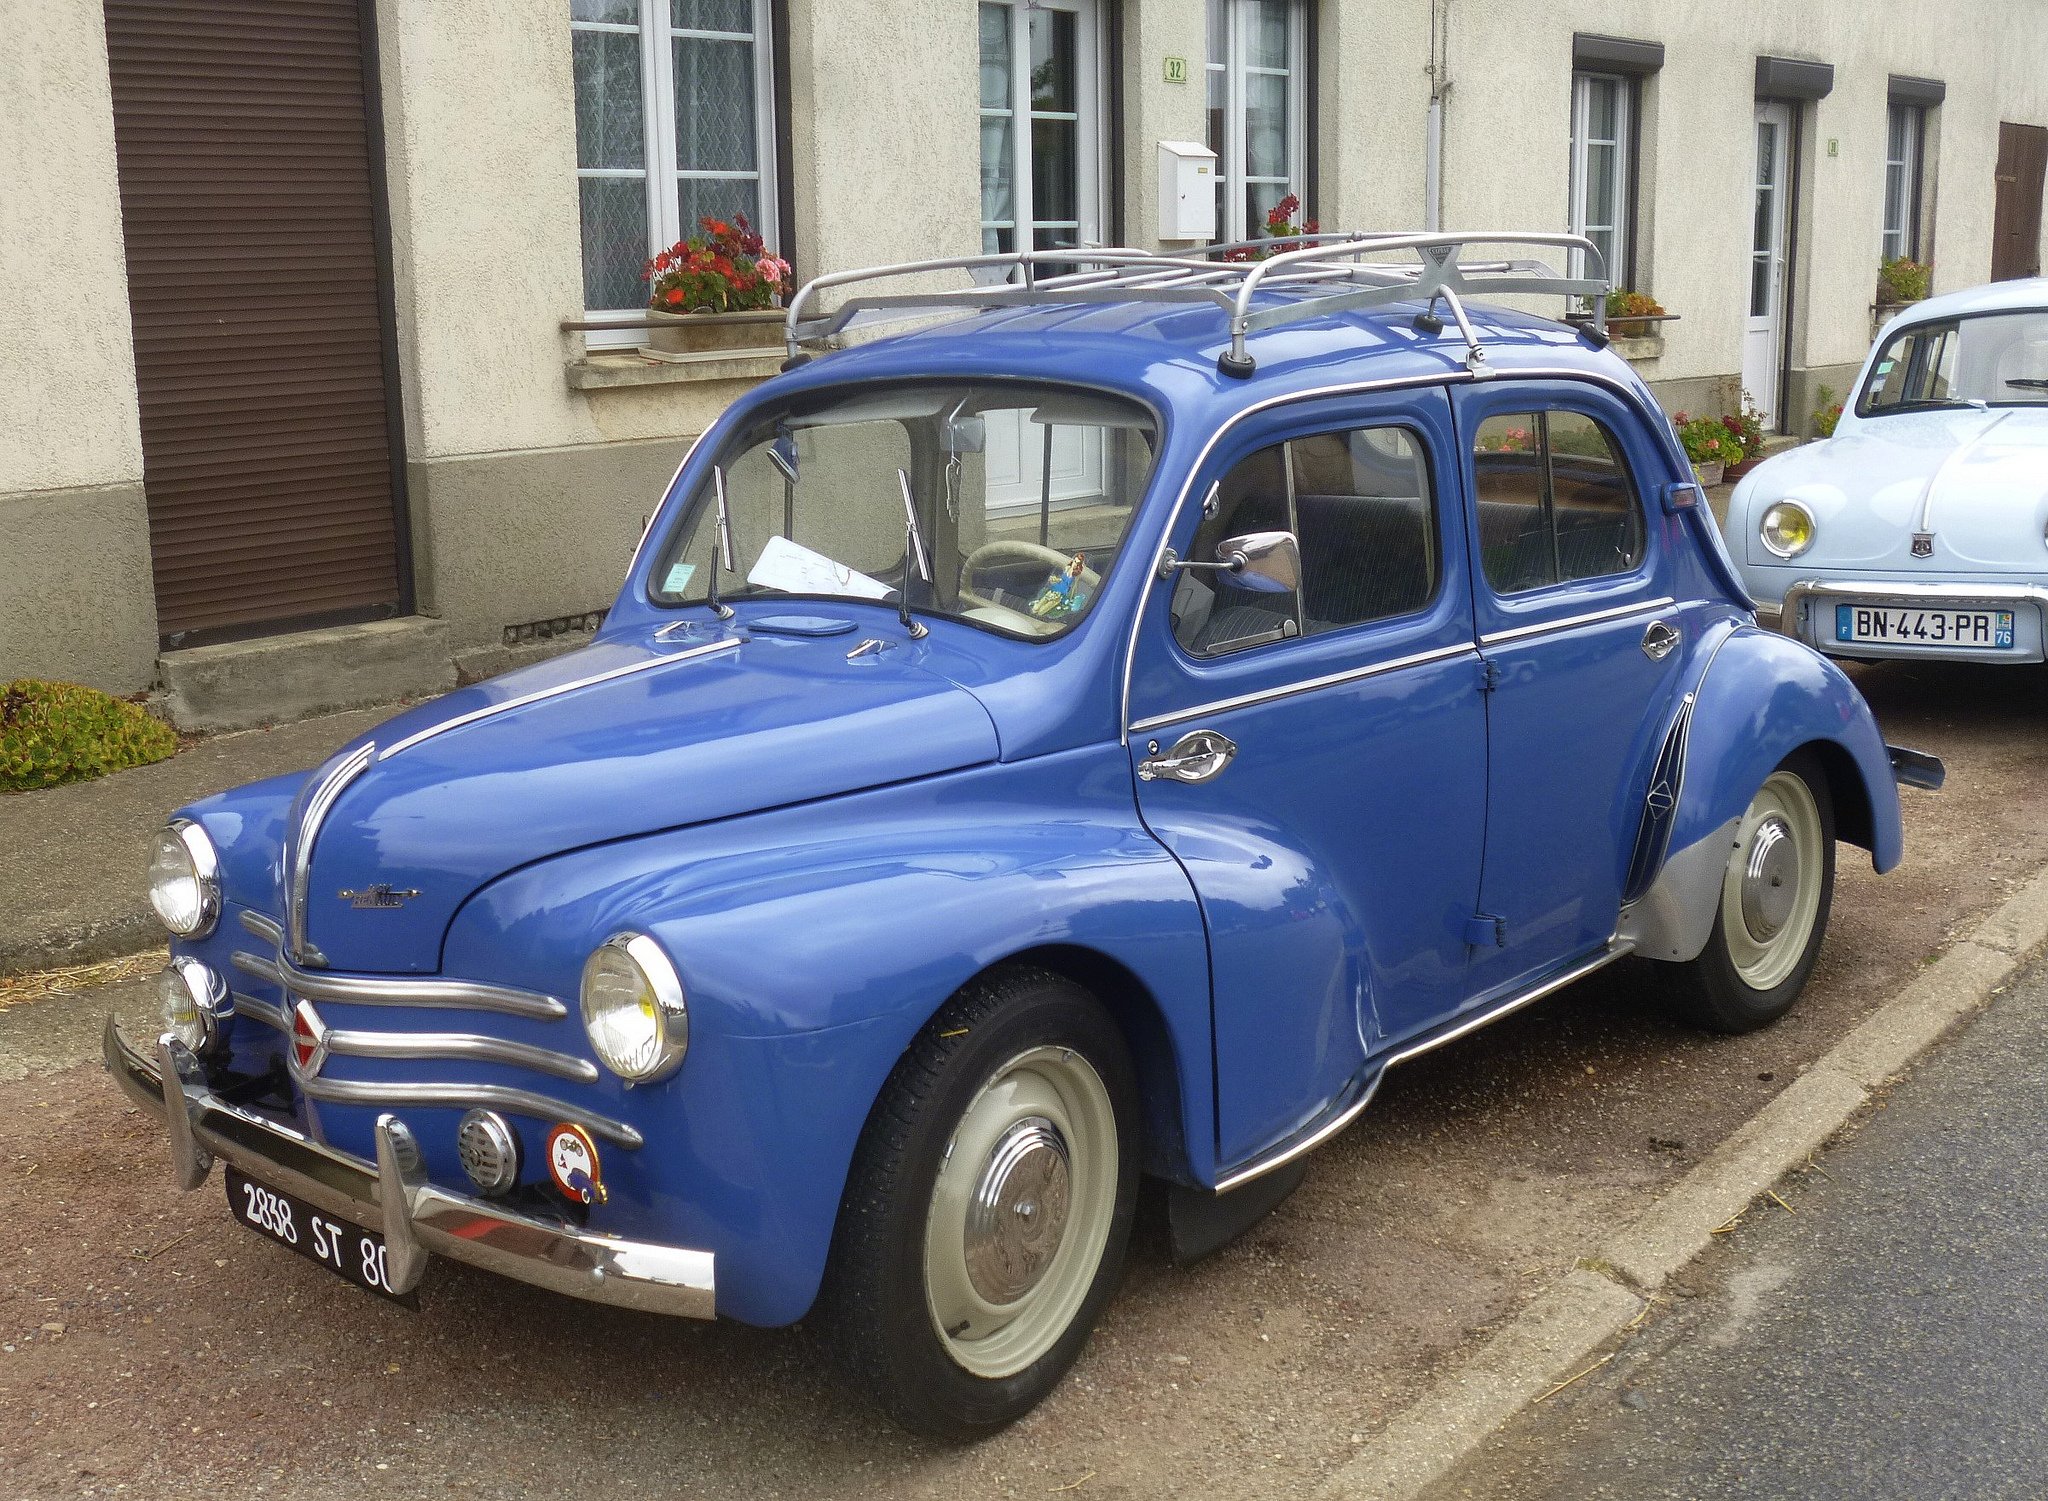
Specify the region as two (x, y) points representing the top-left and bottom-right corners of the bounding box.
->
(896, 468), (932, 640)
(2005, 377), (2048, 390)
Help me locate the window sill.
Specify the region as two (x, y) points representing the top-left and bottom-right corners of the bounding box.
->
(565, 347), (786, 391)
(1611, 333), (1665, 363)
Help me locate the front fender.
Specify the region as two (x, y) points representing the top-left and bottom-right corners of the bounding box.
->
(1621, 625), (1902, 963)
(440, 743), (1210, 1326)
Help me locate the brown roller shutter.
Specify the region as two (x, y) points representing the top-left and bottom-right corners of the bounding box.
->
(105, 0), (409, 641)
(1993, 122), (2048, 282)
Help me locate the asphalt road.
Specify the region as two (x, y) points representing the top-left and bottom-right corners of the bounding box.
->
(1427, 947), (2048, 1501)
(3, 659), (2047, 1500)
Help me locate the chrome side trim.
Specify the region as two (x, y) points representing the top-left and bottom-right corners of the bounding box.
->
(231, 948), (568, 1022)
(376, 636), (739, 760)
(324, 1029), (599, 1085)
(1479, 596), (1677, 647)
(233, 990), (289, 1034)
(105, 1021), (709, 1317)
(1129, 641), (1475, 736)
(286, 743), (376, 967)
(1213, 939), (1635, 1193)
(238, 909), (284, 946)
(295, 1075), (642, 1148)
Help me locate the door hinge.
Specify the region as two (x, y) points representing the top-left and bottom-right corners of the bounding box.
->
(1478, 656), (1501, 693)
(1463, 913), (1507, 948)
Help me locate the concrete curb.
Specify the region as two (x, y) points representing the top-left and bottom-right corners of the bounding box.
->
(1320, 864), (2048, 1501)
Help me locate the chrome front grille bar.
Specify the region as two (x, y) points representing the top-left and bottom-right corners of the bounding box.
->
(231, 948), (567, 1021)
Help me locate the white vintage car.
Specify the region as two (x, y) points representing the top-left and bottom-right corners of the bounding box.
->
(1727, 278), (2048, 663)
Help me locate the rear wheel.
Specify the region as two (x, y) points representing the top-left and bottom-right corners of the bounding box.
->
(1666, 750), (1835, 1033)
(821, 968), (1139, 1440)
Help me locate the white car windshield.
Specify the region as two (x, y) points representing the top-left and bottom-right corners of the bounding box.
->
(1858, 310), (2048, 416)
(652, 382), (1158, 640)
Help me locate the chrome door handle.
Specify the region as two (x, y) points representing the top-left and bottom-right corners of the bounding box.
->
(1138, 729), (1238, 784)
(1641, 620), (1681, 662)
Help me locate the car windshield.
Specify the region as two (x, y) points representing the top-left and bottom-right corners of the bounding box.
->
(1858, 310), (2048, 416)
(651, 381), (1158, 639)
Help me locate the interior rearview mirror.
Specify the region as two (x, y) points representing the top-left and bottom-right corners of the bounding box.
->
(942, 414), (986, 455)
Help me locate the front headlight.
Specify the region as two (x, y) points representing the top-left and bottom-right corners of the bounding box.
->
(1759, 501), (1816, 559)
(157, 956), (230, 1054)
(580, 932), (688, 1083)
(147, 819), (221, 938)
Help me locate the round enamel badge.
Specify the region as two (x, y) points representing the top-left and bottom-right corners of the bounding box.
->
(546, 1122), (608, 1205)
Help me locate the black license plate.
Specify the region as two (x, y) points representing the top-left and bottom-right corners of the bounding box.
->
(226, 1167), (415, 1305)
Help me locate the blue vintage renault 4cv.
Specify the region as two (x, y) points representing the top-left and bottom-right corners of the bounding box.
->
(112, 234), (1934, 1438)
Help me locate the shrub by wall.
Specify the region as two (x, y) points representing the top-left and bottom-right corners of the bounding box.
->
(0, 680), (178, 792)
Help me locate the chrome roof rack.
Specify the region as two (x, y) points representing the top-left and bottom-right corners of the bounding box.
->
(781, 231), (1610, 378)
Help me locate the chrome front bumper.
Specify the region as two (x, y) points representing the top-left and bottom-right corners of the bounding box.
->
(103, 1017), (715, 1319)
(1776, 578), (2048, 662)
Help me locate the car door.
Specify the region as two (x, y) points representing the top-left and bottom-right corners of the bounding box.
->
(1455, 381), (1685, 998)
(1125, 388), (1486, 1172)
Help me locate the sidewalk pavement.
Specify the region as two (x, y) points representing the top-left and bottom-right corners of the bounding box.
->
(0, 707), (389, 976)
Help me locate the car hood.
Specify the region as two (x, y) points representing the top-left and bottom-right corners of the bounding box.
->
(291, 628), (999, 973)
(1745, 409), (2048, 571)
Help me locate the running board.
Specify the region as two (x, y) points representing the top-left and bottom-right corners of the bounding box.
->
(1212, 939), (1636, 1194)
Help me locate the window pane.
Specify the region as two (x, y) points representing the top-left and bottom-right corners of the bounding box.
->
(1544, 413), (1643, 583)
(677, 176), (759, 237)
(1888, 103), (1910, 161)
(980, 112), (1016, 231)
(1884, 162), (1906, 247)
(1473, 414), (1553, 594)
(674, 35), (758, 173)
(1029, 8), (1076, 112)
(1244, 69), (1289, 178)
(673, 0), (752, 30)
(1750, 253), (1772, 319)
(1032, 116), (1078, 228)
(1206, 0), (1227, 64)
(1586, 76), (1619, 141)
(1247, 0), (1291, 69)
(979, 4), (1011, 108)
(1289, 428), (1437, 633)
(1584, 140), (1617, 228)
(580, 176), (651, 310)
(1173, 444), (1298, 655)
(572, 0), (638, 22)
(1246, 180), (1291, 236)
(573, 28), (645, 170)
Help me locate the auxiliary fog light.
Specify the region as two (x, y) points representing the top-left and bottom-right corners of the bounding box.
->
(156, 956), (231, 1055)
(1759, 500), (1816, 560)
(580, 933), (689, 1084)
(147, 819), (221, 938)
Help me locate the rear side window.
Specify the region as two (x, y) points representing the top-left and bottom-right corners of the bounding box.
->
(1472, 410), (1644, 595)
(1171, 424), (1438, 656)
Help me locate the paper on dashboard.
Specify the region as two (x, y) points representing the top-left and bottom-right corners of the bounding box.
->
(745, 534), (894, 601)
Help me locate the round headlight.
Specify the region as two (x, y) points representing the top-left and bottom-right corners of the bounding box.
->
(157, 956), (230, 1054)
(147, 819), (221, 938)
(580, 933), (688, 1083)
(1760, 501), (1816, 559)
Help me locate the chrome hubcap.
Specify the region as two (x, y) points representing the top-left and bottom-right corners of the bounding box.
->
(964, 1118), (1072, 1304)
(1740, 815), (1798, 942)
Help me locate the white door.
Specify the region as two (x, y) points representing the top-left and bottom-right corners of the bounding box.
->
(1744, 102), (1793, 429)
(978, 0), (1107, 509)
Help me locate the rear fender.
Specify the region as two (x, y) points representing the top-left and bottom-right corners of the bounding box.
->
(1620, 626), (1901, 963)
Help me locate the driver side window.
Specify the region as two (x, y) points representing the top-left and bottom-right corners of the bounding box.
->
(1172, 424), (1438, 656)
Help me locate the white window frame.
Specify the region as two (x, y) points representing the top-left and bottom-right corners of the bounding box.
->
(1883, 101), (1925, 263)
(1567, 71), (1633, 287)
(977, 0), (1107, 256)
(573, 0), (781, 346)
(1206, 0), (1309, 246)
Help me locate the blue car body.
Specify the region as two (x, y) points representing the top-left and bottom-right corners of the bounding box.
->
(119, 290), (1906, 1330)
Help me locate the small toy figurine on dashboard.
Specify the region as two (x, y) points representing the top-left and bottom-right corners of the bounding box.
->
(1030, 552), (1089, 618)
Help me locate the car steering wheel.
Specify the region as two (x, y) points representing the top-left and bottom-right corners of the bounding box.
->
(958, 540), (1102, 613)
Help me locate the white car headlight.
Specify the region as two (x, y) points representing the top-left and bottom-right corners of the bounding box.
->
(147, 819), (221, 938)
(1759, 501), (1816, 559)
(157, 956), (230, 1054)
(580, 932), (689, 1083)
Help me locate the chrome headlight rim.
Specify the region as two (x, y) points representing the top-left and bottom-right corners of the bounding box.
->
(579, 931), (689, 1085)
(158, 955), (231, 1055)
(1759, 500), (1817, 560)
(148, 818), (222, 939)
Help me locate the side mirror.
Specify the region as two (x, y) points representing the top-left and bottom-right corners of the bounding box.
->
(1215, 531), (1300, 594)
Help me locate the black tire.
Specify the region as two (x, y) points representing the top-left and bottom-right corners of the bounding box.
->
(820, 967), (1140, 1441)
(1666, 748), (1836, 1033)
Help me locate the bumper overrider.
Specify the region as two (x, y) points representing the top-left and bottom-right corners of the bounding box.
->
(103, 1017), (715, 1318)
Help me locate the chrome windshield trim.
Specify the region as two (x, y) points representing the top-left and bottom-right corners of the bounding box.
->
(1214, 939), (1635, 1193)
(1478, 596), (1677, 648)
(1128, 640), (1476, 736)
(238, 909), (284, 946)
(324, 1029), (599, 1085)
(295, 1075), (642, 1148)
(376, 636), (740, 760)
(285, 743), (376, 968)
(231, 949), (569, 1022)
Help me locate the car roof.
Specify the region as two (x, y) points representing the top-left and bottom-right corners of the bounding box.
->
(1889, 277), (2048, 325)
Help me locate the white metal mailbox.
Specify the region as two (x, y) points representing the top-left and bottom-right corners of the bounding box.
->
(1157, 140), (1218, 241)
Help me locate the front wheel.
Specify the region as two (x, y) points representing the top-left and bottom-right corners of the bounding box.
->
(1665, 750), (1836, 1033)
(821, 968), (1139, 1440)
